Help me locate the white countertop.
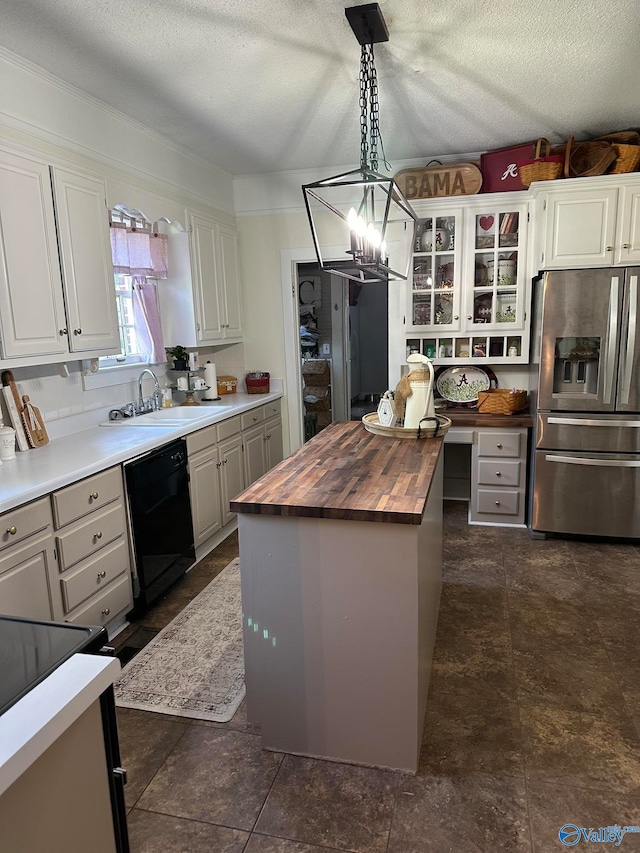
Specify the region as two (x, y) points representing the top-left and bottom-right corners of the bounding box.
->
(0, 653), (121, 796)
(0, 390), (283, 514)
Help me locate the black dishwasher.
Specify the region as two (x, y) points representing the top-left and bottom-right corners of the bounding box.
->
(125, 438), (195, 613)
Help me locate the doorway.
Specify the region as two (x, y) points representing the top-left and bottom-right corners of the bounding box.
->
(295, 261), (389, 440)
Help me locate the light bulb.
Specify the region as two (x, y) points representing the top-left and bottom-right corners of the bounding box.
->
(347, 208), (358, 230)
(355, 215), (367, 237)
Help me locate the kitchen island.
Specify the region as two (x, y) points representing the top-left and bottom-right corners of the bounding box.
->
(230, 420), (444, 773)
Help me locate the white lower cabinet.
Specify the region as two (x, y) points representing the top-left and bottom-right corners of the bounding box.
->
(444, 425), (529, 526)
(187, 400), (283, 556)
(470, 428), (528, 526)
(51, 467), (132, 630)
(0, 497), (59, 620)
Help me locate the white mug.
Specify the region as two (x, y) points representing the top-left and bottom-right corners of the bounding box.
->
(0, 426), (16, 461)
(177, 376), (189, 391)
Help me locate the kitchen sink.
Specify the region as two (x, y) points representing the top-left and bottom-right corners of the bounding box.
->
(99, 406), (233, 427)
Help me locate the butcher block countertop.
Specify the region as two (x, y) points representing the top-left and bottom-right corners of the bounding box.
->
(443, 408), (533, 428)
(230, 420), (443, 525)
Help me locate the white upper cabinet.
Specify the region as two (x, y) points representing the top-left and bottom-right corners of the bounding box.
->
(188, 212), (242, 344)
(404, 193), (531, 363)
(0, 146), (119, 362)
(50, 167), (119, 353)
(532, 174), (640, 269)
(0, 149), (68, 358)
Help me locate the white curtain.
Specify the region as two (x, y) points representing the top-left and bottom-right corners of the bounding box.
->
(109, 216), (168, 363)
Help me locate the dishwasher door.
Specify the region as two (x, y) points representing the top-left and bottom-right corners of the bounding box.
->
(532, 449), (640, 538)
(125, 438), (195, 611)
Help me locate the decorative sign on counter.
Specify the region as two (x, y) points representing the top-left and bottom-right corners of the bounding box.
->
(394, 162), (482, 200)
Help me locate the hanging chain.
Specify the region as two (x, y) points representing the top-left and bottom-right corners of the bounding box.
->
(358, 40), (388, 173)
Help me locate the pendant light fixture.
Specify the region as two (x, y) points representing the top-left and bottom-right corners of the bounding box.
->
(302, 3), (417, 284)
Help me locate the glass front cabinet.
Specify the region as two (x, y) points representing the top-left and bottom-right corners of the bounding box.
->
(406, 195), (530, 363)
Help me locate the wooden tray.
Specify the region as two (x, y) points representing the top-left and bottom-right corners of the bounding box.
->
(362, 413), (451, 439)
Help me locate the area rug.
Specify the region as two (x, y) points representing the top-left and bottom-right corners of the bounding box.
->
(115, 558), (245, 722)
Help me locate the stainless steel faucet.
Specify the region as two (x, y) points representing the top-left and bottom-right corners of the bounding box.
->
(137, 368), (160, 412)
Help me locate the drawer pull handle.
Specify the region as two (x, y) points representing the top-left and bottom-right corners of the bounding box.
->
(495, 471), (502, 477)
(496, 444), (503, 449)
(97, 571), (106, 580)
(253, 415), (258, 421)
(94, 531), (103, 540)
(6, 526), (16, 535)
(495, 501), (501, 506)
(102, 608), (110, 616)
(91, 492), (99, 500)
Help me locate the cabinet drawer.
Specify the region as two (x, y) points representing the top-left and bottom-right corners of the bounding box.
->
(187, 423), (217, 456)
(477, 431), (522, 458)
(216, 415), (241, 442)
(52, 467), (123, 527)
(60, 538), (128, 613)
(241, 408), (264, 430)
(56, 501), (126, 571)
(65, 571), (132, 627)
(262, 400), (281, 420)
(0, 497), (52, 551)
(477, 459), (522, 487)
(476, 488), (520, 516)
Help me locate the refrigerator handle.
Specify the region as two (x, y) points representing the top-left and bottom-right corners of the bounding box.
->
(604, 275), (619, 404)
(620, 274), (638, 406)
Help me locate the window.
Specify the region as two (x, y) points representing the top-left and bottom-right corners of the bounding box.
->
(100, 208), (168, 368)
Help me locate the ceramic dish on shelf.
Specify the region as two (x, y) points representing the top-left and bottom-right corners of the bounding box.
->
(434, 366), (497, 407)
(362, 412), (451, 439)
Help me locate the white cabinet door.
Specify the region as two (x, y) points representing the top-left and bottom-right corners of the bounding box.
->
(189, 445), (223, 549)
(189, 212), (223, 342)
(243, 423), (267, 487)
(51, 167), (119, 353)
(218, 435), (244, 526)
(616, 183), (640, 265)
(0, 149), (68, 358)
(219, 224), (242, 339)
(265, 416), (283, 469)
(540, 186), (618, 268)
(0, 529), (58, 620)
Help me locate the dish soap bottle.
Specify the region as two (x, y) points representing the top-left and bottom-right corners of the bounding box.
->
(161, 383), (173, 408)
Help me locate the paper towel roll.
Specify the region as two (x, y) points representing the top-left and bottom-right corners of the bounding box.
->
(204, 362), (217, 392)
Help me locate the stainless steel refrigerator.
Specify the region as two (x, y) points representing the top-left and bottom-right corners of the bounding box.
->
(531, 267), (640, 538)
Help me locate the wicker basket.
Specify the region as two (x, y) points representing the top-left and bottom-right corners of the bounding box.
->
(565, 137), (616, 178)
(519, 138), (564, 187)
(477, 389), (528, 415)
(609, 143), (640, 174)
(217, 375), (237, 395)
(245, 371), (270, 394)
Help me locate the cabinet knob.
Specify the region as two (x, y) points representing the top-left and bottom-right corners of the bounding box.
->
(223, 458), (227, 465)
(623, 243), (631, 249)
(216, 461), (222, 468)
(6, 526), (16, 535)
(59, 328), (68, 336)
(102, 608), (110, 616)
(495, 471), (502, 477)
(496, 443), (503, 449)
(454, 315), (459, 321)
(73, 328), (82, 335)
(253, 415), (258, 421)
(94, 531), (103, 540)
(606, 246), (614, 252)
(467, 315), (472, 320)
(495, 501), (501, 506)
(266, 433), (271, 440)
(97, 571), (106, 580)
(91, 492), (99, 500)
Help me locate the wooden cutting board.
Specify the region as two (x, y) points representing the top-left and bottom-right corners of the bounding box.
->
(21, 395), (49, 447)
(1, 370), (30, 451)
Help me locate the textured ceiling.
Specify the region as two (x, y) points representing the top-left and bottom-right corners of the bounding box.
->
(1, 0), (638, 176)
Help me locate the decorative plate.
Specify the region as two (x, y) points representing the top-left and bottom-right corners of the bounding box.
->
(435, 366), (497, 406)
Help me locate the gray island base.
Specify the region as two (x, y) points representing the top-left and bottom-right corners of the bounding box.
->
(231, 421), (444, 773)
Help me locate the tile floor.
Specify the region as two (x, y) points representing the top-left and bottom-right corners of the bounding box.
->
(114, 503), (640, 852)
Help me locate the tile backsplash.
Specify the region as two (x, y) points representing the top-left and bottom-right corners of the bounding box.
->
(0, 343), (247, 433)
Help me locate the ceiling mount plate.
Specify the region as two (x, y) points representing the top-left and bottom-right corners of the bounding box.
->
(345, 3), (389, 45)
